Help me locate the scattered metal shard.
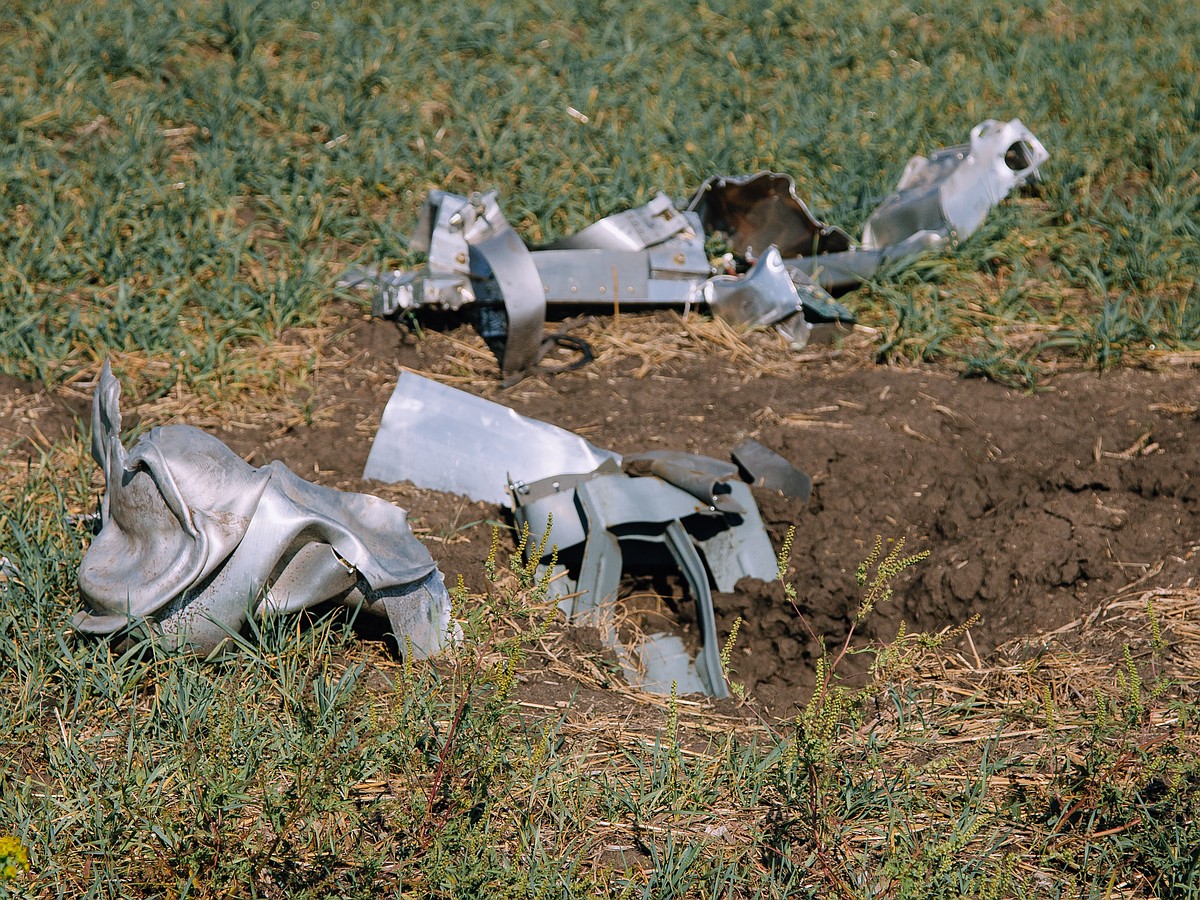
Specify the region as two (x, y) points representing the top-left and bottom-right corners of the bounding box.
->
(75, 362), (457, 656)
(861, 119), (1049, 250)
(363, 372), (620, 507)
(732, 439), (813, 500)
(342, 118), (1047, 378)
(510, 459), (780, 699)
(703, 245), (823, 346)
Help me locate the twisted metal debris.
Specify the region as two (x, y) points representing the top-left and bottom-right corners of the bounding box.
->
(74, 362), (457, 657)
(345, 118), (1048, 378)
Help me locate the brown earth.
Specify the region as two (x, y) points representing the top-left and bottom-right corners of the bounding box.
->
(3, 308), (1198, 717)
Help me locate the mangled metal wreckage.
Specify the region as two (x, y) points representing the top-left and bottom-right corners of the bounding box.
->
(74, 362), (459, 657)
(364, 372), (812, 698)
(346, 118), (1048, 377)
(71, 118), (1049, 693)
(69, 361), (805, 698)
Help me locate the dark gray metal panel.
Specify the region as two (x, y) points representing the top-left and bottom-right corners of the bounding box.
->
(732, 439), (813, 501)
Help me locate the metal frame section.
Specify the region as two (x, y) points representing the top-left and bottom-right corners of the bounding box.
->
(341, 192), (845, 376)
(344, 118), (1047, 376)
(343, 190), (848, 365)
(510, 453), (782, 698)
(365, 190), (548, 376)
(75, 362), (456, 657)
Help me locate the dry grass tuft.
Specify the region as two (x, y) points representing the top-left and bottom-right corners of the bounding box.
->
(395, 310), (878, 397)
(505, 584), (1200, 891)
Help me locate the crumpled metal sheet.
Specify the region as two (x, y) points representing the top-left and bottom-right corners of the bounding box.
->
(363, 372), (620, 507)
(511, 454), (781, 698)
(75, 362), (456, 656)
(862, 118), (1049, 250)
(362, 374), (800, 697)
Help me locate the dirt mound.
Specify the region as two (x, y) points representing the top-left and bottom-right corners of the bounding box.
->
(4, 311), (1197, 714)
(340, 318), (1198, 711)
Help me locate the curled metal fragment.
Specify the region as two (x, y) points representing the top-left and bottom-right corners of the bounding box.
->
(75, 362), (456, 656)
(687, 172), (853, 260)
(623, 450), (744, 514)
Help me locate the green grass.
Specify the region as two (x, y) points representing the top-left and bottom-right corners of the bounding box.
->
(4, 450), (1200, 897)
(0, 0), (1198, 387)
(4, 1), (1200, 895)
